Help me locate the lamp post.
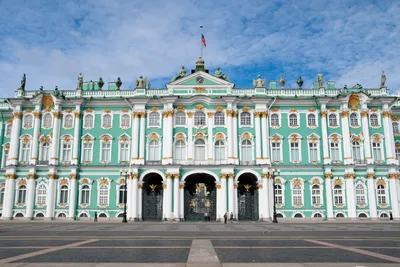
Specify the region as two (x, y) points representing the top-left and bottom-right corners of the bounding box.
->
(119, 168), (132, 223)
(269, 168), (280, 223)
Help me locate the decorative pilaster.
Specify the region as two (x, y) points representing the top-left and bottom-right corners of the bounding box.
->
(45, 172), (58, 219)
(138, 112), (146, 164)
(226, 110), (234, 163)
(233, 181), (238, 220)
(227, 173), (234, 214)
(217, 173), (227, 220)
(162, 110), (173, 164)
(30, 111), (41, 164)
(8, 110), (22, 165)
(68, 172), (77, 219)
(388, 172), (400, 219)
(49, 110), (62, 165)
(137, 182), (143, 220)
(324, 172), (334, 219)
(131, 112), (140, 163)
(366, 172), (377, 219)
(173, 173), (180, 220)
(320, 109), (331, 164)
(340, 109), (352, 164)
(254, 112), (262, 163)
(187, 112), (193, 161)
(2, 173), (17, 219)
(71, 110), (80, 165)
(25, 172), (36, 219)
(179, 181), (185, 220)
(344, 172), (356, 218)
(261, 112), (270, 163)
(131, 173), (139, 220)
(166, 174), (173, 219)
(382, 111), (396, 164)
(232, 111), (239, 164)
(261, 173), (270, 220)
(361, 110), (373, 164)
(207, 112), (214, 161)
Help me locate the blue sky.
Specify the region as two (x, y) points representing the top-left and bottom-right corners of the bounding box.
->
(0, 0), (399, 96)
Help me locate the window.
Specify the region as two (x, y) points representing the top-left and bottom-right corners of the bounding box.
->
(289, 114), (298, 127)
(2, 146), (9, 167)
(393, 122), (399, 135)
(36, 184), (47, 205)
(174, 140), (186, 160)
(175, 111), (186, 125)
(350, 113), (359, 127)
(314, 213), (322, 218)
(240, 112), (251, 126)
(82, 142), (93, 162)
(39, 142), (50, 162)
(61, 142), (72, 162)
(84, 114), (94, 129)
(214, 111), (225, 125)
(59, 185), (69, 204)
(149, 112), (160, 126)
(148, 140), (160, 161)
(355, 184), (366, 205)
(120, 114), (130, 128)
(214, 140), (225, 160)
(42, 113), (53, 128)
(311, 185), (321, 205)
(99, 184), (109, 205)
(336, 213), (345, 218)
(292, 185), (302, 205)
(370, 114), (379, 127)
(81, 185), (90, 204)
(352, 141), (362, 163)
(119, 142), (129, 162)
(102, 114), (112, 128)
(271, 114), (280, 127)
(101, 142), (111, 162)
(63, 114), (74, 128)
(275, 184), (282, 204)
(23, 114), (33, 128)
(329, 114), (338, 127)
(308, 142), (318, 162)
(290, 142), (300, 162)
(17, 185), (27, 204)
(330, 142), (340, 161)
(271, 142), (281, 162)
(372, 141), (382, 161)
(118, 185), (127, 204)
(6, 123), (12, 136)
(377, 185), (387, 205)
(396, 146), (400, 161)
(194, 111), (206, 125)
(194, 139), (206, 160)
(334, 185), (343, 205)
(240, 139), (252, 162)
(20, 142), (31, 162)
(307, 114), (316, 126)
(0, 188), (5, 206)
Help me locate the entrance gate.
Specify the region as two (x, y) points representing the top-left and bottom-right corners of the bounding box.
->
(142, 174), (163, 221)
(237, 174), (259, 221)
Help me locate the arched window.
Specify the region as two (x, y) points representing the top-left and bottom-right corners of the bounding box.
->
(120, 114), (130, 128)
(292, 185), (302, 205)
(350, 113), (359, 127)
(0, 188), (5, 206)
(5, 123), (12, 136)
(377, 185), (387, 205)
(23, 114), (33, 128)
(119, 141), (129, 162)
(294, 213), (303, 218)
(81, 185), (90, 204)
(194, 139), (206, 160)
(36, 184), (47, 205)
(100, 141), (111, 162)
(35, 213), (44, 218)
(79, 213), (88, 218)
(214, 140), (225, 160)
(99, 184), (109, 205)
(61, 141), (72, 162)
(102, 114), (112, 128)
(271, 114), (279, 127)
(148, 140), (160, 161)
(82, 141), (93, 162)
(20, 142), (31, 162)
(313, 213), (322, 218)
(59, 185), (69, 204)
(240, 112), (251, 126)
(214, 111), (225, 125)
(118, 185), (127, 204)
(355, 184), (366, 205)
(42, 113), (53, 129)
(275, 184), (282, 204)
(336, 213), (345, 218)
(84, 114), (94, 129)
(63, 114), (74, 128)
(311, 185), (321, 205)
(149, 112), (160, 126)
(334, 184), (343, 205)
(329, 114), (338, 127)
(372, 140), (382, 161)
(358, 213), (368, 218)
(194, 111), (206, 125)
(175, 111), (186, 125)
(17, 185), (27, 204)
(240, 139), (252, 162)
(330, 141), (340, 161)
(271, 141), (281, 162)
(393, 122), (399, 135)
(352, 141), (362, 163)
(39, 142), (51, 162)
(174, 140), (186, 160)
(380, 213), (388, 218)
(58, 213), (66, 218)
(307, 114), (316, 126)
(289, 114), (298, 127)
(370, 114), (379, 127)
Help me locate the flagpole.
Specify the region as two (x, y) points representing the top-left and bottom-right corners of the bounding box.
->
(200, 25), (203, 58)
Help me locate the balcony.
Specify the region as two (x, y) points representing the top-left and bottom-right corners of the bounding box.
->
(353, 159), (367, 165)
(145, 160), (162, 165)
(239, 160), (256, 166)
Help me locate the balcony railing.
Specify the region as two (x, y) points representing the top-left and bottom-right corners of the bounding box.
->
(145, 160), (162, 165)
(353, 159), (367, 165)
(239, 160), (256, 166)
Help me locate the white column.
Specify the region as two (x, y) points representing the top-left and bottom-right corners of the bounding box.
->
(8, 111), (22, 165)
(254, 112), (262, 163)
(389, 174), (400, 219)
(131, 113), (140, 163)
(45, 175), (57, 219)
(173, 175), (179, 220)
(2, 174), (16, 219)
(361, 110), (373, 164)
(345, 173), (356, 219)
(179, 182), (184, 220)
(325, 173), (334, 219)
(227, 111), (233, 163)
(71, 110), (81, 165)
(262, 175), (270, 220)
(30, 111), (41, 164)
(68, 173), (77, 219)
(321, 110), (331, 164)
(138, 185), (143, 220)
(166, 176), (172, 219)
(126, 177), (132, 219)
(49, 111), (61, 165)
(268, 178), (273, 218)
(25, 174), (36, 219)
(138, 113), (146, 164)
(217, 175), (227, 221)
(367, 173), (378, 219)
(340, 110), (352, 165)
(228, 174), (234, 214)
(233, 182), (238, 220)
(383, 111), (396, 164)
(187, 112), (193, 161)
(261, 112), (270, 163)
(233, 111), (239, 164)
(131, 175), (138, 220)
(162, 111), (169, 164)
(168, 112), (173, 161)
(258, 182), (264, 221)
(207, 112), (214, 161)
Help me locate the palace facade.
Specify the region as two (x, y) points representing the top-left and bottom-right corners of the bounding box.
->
(0, 58), (399, 221)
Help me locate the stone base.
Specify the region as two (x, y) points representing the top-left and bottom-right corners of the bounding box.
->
(1, 217), (13, 220)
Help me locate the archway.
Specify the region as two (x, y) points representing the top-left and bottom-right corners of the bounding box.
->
(184, 173), (216, 221)
(237, 173), (259, 221)
(142, 173), (163, 221)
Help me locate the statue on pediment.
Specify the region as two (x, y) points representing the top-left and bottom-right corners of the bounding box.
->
(171, 66), (188, 82)
(136, 75), (150, 89)
(77, 73), (83, 90)
(381, 71), (386, 88)
(20, 73), (26, 91)
(214, 67), (229, 81)
(297, 76), (304, 88)
(279, 76), (286, 88)
(317, 73), (323, 88)
(253, 75), (265, 88)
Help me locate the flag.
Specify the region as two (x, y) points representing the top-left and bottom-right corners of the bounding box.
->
(201, 34), (207, 47)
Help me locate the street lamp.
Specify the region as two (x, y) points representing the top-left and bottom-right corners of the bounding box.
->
(268, 168), (280, 223)
(119, 168), (132, 223)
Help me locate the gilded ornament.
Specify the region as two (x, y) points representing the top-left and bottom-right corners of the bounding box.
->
(215, 133), (224, 140)
(65, 109), (72, 113)
(290, 108), (297, 113)
(244, 184), (252, 192)
(122, 108), (129, 113)
(120, 178), (126, 185)
(226, 110), (233, 117)
(275, 178), (281, 184)
(372, 134), (381, 143)
(48, 174), (58, 179)
(85, 108), (93, 113)
(271, 136), (281, 142)
(232, 111), (238, 117)
(80, 178), (89, 184)
(139, 112), (146, 118)
(194, 87), (206, 93)
(42, 94), (54, 108)
(22, 137), (30, 144)
(13, 112), (22, 119)
(187, 111), (193, 118)
(324, 173), (333, 179)
(392, 115), (398, 121)
(150, 107), (159, 111)
(216, 105), (224, 112)
(290, 134), (298, 143)
(70, 173), (77, 180)
(227, 173), (234, 179)
(104, 109), (111, 113)
(309, 136), (318, 142)
(179, 183), (185, 189)
(4, 143), (10, 149)
(63, 135), (71, 143)
(195, 132), (205, 138)
(344, 173), (355, 179)
(308, 107), (316, 112)
(253, 111), (260, 118)
(340, 110), (349, 118)
(120, 137), (129, 142)
(257, 183), (263, 189)
(102, 136), (110, 142)
(382, 111), (391, 118)
(396, 144), (400, 149)
(348, 93), (360, 109)
(320, 111), (328, 118)
(333, 179), (342, 185)
(162, 183), (167, 189)
(175, 133), (185, 141)
(74, 111), (80, 119)
(261, 111), (268, 118)
(18, 179), (27, 186)
(28, 173), (36, 179)
(312, 178), (319, 184)
(293, 179), (301, 186)
(370, 108), (378, 112)
(196, 104), (205, 110)
(329, 108), (337, 112)
(60, 179), (69, 185)
(242, 132), (251, 140)
(377, 178), (386, 185)
(83, 136), (92, 143)
(234, 183), (238, 189)
(242, 106), (251, 112)
(138, 183), (143, 189)
(25, 109), (32, 113)
(6, 118), (13, 124)
(53, 112), (61, 119)
(388, 173), (396, 179)
(220, 173), (227, 179)
(207, 112), (214, 118)
(271, 107), (279, 112)
(149, 133), (159, 141)
(100, 178), (109, 185)
(361, 110), (369, 118)
(176, 106), (185, 111)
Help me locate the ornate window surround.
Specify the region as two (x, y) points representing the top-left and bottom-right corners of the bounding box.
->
(239, 110), (253, 127)
(214, 133), (227, 161)
(5, 121), (12, 138)
(288, 133), (302, 163)
(81, 134), (95, 163)
(78, 178), (93, 208)
(239, 132), (254, 162)
(99, 134), (113, 163)
(14, 178), (28, 207)
(270, 112), (281, 129)
(288, 110), (299, 129)
(146, 132), (162, 161)
(22, 113), (34, 130)
(83, 112), (95, 130)
(270, 134), (283, 163)
(290, 177), (304, 208)
(115, 177), (127, 208)
(375, 177), (390, 208)
(42, 112), (53, 129)
(57, 177), (70, 207)
(60, 134), (73, 163)
(308, 177), (324, 207)
(306, 110), (318, 129)
(328, 133), (343, 163)
(349, 112), (361, 128)
(120, 112), (131, 130)
(97, 177), (111, 208)
(370, 134), (385, 163)
(1, 142), (10, 168)
(354, 177), (368, 208)
(328, 112), (340, 128)
(148, 110), (161, 128)
(369, 111), (381, 128)
(174, 110), (187, 127)
(35, 178), (48, 208)
(332, 177), (346, 208)
(117, 134), (131, 163)
(101, 111), (113, 130)
(307, 134), (320, 163)
(274, 176), (286, 207)
(19, 134), (32, 163)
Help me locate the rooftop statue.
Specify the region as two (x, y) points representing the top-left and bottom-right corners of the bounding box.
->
(136, 75), (150, 89)
(77, 73), (83, 90)
(317, 73), (323, 88)
(352, 83), (363, 89)
(115, 77), (122, 90)
(214, 67), (229, 81)
(381, 71), (386, 88)
(171, 66), (188, 82)
(98, 77), (104, 90)
(253, 74), (265, 88)
(20, 73), (26, 91)
(297, 76), (304, 88)
(53, 86), (60, 96)
(279, 76), (286, 88)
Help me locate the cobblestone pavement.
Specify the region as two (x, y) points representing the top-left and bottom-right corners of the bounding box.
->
(0, 221), (399, 266)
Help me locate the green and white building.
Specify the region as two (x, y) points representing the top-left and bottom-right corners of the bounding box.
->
(0, 58), (399, 221)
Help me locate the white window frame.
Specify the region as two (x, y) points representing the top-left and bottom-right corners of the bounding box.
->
(371, 135), (384, 162)
(214, 111), (225, 126)
(102, 113), (113, 129)
(239, 111), (252, 127)
(0, 187), (5, 206)
(78, 178), (93, 206)
(332, 179), (346, 206)
(351, 139), (364, 163)
(328, 113), (339, 128)
(60, 135), (73, 162)
(375, 178), (390, 206)
(308, 177), (324, 206)
(117, 183), (127, 205)
(148, 111), (161, 127)
(355, 182), (367, 206)
(120, 113), (131, 129)
(63, 114), (74, 129)
(270, 139), (282, 163)
(35, 183), (47, 206)
(290, 178), (304, 207)
(194, 111), (206, 126)
(83, 113), (94, 130)
(1, 143), (10, 168)
(369, 113), (380, 128)
(173, 139), (187, 161)
(307, 112), (318, 128)
(147, 137), (161, 161)
(214, 140), (226, 161)
(42, 112), (53, 129)
(307, 135), (320, 163)
(329, 134), (342, 162)
(393, 122), (399, 135)
(19, 135), (32, 163)
(118, 137), (130, 163)
(274, 178), (286, 206)
(16, 184), (27, 205)
(288, 134), (302, 163)
(5, 122), (12, 137)
(349, 112), (360, 128)
(174, 111), (186, 126)
(99, 135), (112, 163)
(194, 138), (207, 161)
(288, 113), (299, 128)
(270, 113), (281, 128)
(240, 138), (253, 163)
(81, 135), (94, 163)
(97, 178), (110, 207)
(23, 114), (34, 129)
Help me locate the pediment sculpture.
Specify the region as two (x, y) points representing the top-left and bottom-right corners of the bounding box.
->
(253, 75), (265, 88)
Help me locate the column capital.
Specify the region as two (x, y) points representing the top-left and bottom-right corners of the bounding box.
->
(320, 111), (328, 118)
(69, 173), (77, 180)
(179, 182), (185, 189)
(261, 111), (268, 118)
(324, 173), (333, 179)
(226, 110), (233, 117)
(187, 111), (193, 118)
(48, 173), (58, 179)
(382, 111), (392, 118)
(366, 173), (375, 179)
(340, 110), (349, 118)
(344, 173), (355, 179)
(74, 111), (81, 118)
(207, 112), (214, 118)
(227, 173), (234, 179)
(254, 111), (260, 118)
(5, 173), (17, 179)
(13, 112), (22, 119)
(33, 111), (41, 119)
(388, 173), (397, 179)
(52, 111), (62, 119)
(28, 173), (37, 180)
(220, 173), (228, 179)
(361, 110), (369, 118)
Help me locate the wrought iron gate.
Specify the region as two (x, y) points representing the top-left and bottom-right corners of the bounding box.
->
(142, 188), (163, 221)
(184, 183), (216, 221)
(238, 187), (259, 221)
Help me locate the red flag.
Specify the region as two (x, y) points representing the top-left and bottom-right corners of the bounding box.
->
(201, 34), (206, 47)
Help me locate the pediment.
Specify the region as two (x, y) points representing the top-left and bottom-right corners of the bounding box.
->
(168, 71), (233, 87)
